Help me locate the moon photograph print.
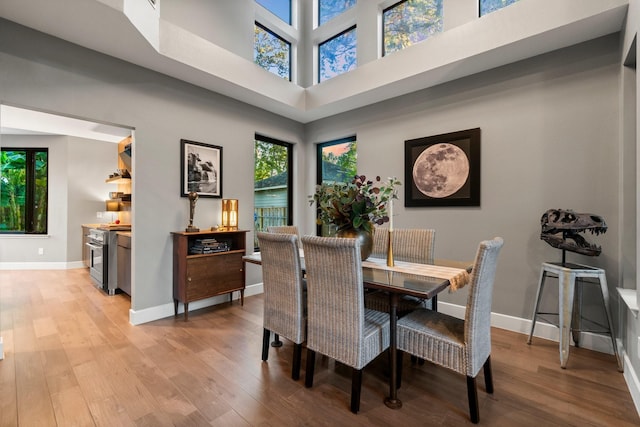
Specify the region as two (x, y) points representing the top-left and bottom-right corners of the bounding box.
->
(405, 128), (480, 207)
(413, 143), (469, 198)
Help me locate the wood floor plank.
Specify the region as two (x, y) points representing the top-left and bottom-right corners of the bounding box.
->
(0, 268), (638, 426)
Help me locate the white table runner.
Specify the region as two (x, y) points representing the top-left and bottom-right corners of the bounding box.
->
(362, 257), (470, 291)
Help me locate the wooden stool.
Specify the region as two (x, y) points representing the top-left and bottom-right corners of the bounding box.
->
(527, 262), (622, 371)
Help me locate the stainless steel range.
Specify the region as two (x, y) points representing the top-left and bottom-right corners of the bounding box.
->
(86, 228), (119, 295)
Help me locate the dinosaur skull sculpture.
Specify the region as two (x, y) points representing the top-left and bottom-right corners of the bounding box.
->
(540, 209), (607, 256)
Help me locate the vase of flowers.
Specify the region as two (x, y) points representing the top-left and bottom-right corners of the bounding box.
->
(309, 175), (401, 260)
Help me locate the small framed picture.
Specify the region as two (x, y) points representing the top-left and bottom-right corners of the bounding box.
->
(405, 128), (480, 207)
(180, 139), (222, 198)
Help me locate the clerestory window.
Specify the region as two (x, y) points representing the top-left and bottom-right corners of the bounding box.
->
(479, 0), (521, 17)
(254, 22), (292, 80)
(255, 0), (291, 25)
(318, 0), (357, 26)
(318, 26), (357, 82)
(383, 0), (443, 56)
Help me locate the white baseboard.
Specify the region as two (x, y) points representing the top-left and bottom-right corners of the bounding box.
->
(129, 282), (264, 325)
(623, 350), (640, 416)
(437, 301), (616, 355)
(0, 261), (84, 270)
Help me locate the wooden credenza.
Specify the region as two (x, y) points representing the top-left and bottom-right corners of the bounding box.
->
(171, 229), (248, 320)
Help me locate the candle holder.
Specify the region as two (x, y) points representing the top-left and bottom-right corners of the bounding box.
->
(387, 229), (394, 267)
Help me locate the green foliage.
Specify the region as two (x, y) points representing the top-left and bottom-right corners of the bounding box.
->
(321, 141), (357, 182)
(310, 175), (401, 233)
(0, 149), (47, 233)
(1, 150), (26, 231)
(254, 140), (288, 182)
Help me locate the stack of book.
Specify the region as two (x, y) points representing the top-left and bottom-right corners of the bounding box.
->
(189, 238), (230, 254)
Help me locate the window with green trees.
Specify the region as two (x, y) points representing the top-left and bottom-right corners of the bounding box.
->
(254, 23), (291, 80)
(383, 0), (443, 56)
(318, 0), (357, 26)
(254, 135), (293, 248)
(316, 136), (357, 235)
(0, 148), (48, 234)
(479, 0), (520, 16)
(319, 26), (357, 82)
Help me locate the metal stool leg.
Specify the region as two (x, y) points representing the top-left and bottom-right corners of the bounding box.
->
(559, 270), (576, 369)
(528, 268), (548, 344)
(571, 278), (583, 347)
(597, 272), (623, 372)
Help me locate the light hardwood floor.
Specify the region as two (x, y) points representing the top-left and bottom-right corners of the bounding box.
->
(0, 268), (638, 426)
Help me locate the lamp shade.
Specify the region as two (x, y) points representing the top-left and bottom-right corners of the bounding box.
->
(221, 199), (238, 230)
(105, 200), (120, 212)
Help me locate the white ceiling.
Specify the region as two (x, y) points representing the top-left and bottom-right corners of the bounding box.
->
(1, 105), (132, 143)
(0, 0), (630, 131)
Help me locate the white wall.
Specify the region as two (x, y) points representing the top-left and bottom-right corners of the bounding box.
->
(0, 15), (629, 328)
(305, 34), (622, 321)
(0, 135), (116, 265)
(0, 18), (305, 315)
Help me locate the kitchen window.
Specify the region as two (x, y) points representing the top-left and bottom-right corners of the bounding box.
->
(0, 147), (49, 234)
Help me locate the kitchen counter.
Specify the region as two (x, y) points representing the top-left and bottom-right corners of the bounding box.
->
(97, 224), (132, 231)
(82, 223), (131, 231)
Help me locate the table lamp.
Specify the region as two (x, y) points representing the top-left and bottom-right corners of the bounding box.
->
(221, 199), (238, 230)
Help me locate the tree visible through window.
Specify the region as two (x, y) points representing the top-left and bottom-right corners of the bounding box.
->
(319, 26), (357, 82)
(479, 0), (520, 16)
(254, 23), (291, 80)
(318, 0), (357, 26)
(0, 148), (48, 234)
(383, 0), (443, 56)
(316, 137), (357, 235)
(254, 135), (292, 248)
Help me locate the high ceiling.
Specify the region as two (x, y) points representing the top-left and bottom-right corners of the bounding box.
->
(0, 0), (630, 125)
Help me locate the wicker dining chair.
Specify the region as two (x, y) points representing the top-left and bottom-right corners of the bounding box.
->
(396, 237), (504, 424)
(301, 235), (390, 414)
(257, 232), (306, 380)
(365, 228), (436, 314)
(266, 225), (300, 237)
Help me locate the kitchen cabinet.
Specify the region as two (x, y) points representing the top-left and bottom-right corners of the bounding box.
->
(171, 230), (247, 321)
(117, 232), (131, 296)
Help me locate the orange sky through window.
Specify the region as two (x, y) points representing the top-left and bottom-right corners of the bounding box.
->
(323, 142), (351, 157)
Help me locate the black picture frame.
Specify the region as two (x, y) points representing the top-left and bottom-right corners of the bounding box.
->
(404, 128), (480, 207)
(180, 139), (222, 198)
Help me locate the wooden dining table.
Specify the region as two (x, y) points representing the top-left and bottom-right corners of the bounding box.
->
(243, 252), (472, 409)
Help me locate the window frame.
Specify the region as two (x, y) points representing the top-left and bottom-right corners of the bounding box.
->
(254, 21), (293, 81)
(255, 0), (292, 25)
(317, 25), (357, 83)
(318, 0), (357, 27)
(253, 134), (293, 250)
(381, 0), (443, 57)
(0, 147), (49, 235)
(315, 136), (357, 235)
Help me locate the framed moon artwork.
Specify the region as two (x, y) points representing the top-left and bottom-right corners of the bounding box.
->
(404, 128), (480, 207)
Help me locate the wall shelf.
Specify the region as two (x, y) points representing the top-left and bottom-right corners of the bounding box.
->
(105, 176), (131, 184)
